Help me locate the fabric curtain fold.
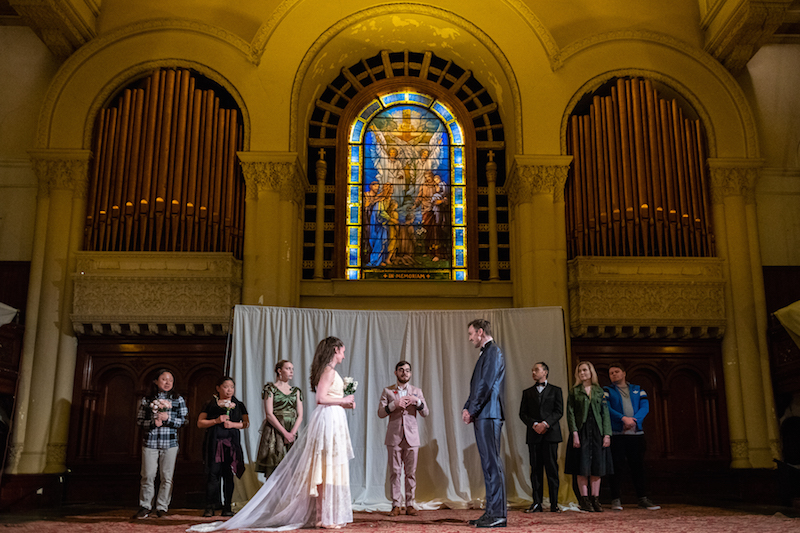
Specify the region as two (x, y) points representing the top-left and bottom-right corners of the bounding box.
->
(230, 305), (569, 511)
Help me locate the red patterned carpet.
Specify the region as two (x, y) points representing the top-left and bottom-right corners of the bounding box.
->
(0, 506), (798, 533)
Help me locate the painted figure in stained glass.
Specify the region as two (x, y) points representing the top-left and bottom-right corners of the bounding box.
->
(363, 105), (451, 270)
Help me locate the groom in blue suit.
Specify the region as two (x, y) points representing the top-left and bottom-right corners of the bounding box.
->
(462, 318), (506, 528)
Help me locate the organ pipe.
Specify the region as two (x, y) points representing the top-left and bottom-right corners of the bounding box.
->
(566, 77), (714, 258)
(85, 68), (246, 258)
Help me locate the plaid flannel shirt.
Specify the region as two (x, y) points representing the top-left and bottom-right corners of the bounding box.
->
(137, 393), (188, 449)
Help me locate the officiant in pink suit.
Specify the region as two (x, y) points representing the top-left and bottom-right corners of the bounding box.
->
(378, 360), (430, 516)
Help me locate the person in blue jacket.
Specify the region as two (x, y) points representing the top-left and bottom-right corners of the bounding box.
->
(604, 362), (660, 511)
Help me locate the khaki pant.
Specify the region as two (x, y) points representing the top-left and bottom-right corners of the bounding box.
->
(139, 446), (178, 511)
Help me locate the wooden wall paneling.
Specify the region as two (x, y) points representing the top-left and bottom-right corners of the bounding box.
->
(66, 337), (226, 506)
(0, 262), (29, 324)
(572, 339), (730, 472)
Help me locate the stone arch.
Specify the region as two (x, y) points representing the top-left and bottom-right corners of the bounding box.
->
(36, 20), (254, 150)
(287, 3), (523, 155)
(561, 69), (718, 158)
(556, 31), (758, 159)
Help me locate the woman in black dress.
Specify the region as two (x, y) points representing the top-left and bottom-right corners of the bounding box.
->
(565, 361), (613, 512)
(197, 376), (250, 517)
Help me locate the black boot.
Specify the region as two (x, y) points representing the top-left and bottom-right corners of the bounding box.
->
(590, 496), (603, 512)
(579, 495), (594, 512)
(203, 507), (214, 517)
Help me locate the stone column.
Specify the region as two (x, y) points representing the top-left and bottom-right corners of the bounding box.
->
(238, 152), (306, 307)
(709, 158), (774, 468)
(506, 155), (572, 308)
(240, 160), (260, 305)
(744, 171), (781, 461)
(314, 150), (327, 280)
(13, 150), (90, 474)
(486, 153), (500, 281)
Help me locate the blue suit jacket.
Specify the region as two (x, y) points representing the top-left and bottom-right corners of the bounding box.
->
(463, 341), (505, 420)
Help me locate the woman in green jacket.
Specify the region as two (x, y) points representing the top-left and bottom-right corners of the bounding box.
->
(565, 361), (613, 512)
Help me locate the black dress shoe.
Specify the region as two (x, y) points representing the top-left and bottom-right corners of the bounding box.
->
(476, 515), (507, 528)
(468, 513), (487, 526)
(550, 505), (561, 513)
(524, 503), (543, 513)
(203, 507), (214, 517)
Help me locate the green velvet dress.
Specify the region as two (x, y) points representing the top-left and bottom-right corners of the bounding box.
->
(255, 382), (303, 477)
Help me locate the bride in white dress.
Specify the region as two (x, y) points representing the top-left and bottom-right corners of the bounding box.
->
(189, 337), (356, 531)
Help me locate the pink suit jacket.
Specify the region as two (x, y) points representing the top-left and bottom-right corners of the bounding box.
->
(378, 384), (430, 447)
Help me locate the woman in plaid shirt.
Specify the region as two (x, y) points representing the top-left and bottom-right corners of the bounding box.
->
(133, 369), (189, 519)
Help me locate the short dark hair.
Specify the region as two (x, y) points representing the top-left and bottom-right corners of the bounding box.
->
(216, 375), (235, 387)
(535, 361), (549, 376)
(609, 362), (626, 372)
(468, 318), (493, 337)
(395, 360), (411, 371)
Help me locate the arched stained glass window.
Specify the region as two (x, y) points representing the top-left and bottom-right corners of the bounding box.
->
(344, 91), (467, 280)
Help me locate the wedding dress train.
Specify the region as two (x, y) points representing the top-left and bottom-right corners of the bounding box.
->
(188, 372), (354, 531)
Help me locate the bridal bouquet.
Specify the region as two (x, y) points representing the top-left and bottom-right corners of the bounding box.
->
(343, 377), (358, 396)
(150, 398), (172, 415)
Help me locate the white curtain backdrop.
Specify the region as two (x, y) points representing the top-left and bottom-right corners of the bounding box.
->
(229, 305), (569, 511)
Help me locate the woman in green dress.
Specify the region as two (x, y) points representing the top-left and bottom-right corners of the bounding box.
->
(255, 360), (304, 477)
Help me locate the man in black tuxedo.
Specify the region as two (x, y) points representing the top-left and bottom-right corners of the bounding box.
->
(519, 361), (563, 513)
(463, 318), (506, 528)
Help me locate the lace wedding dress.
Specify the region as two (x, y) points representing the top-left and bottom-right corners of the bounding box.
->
(188, 371), (354, 531)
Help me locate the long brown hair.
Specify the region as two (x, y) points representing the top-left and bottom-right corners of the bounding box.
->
(309, 336), (344, 392)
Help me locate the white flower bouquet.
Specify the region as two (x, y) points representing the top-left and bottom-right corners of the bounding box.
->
(217, 398), (236, 416)
(343, 377), (358, 396)
(150, 398), (171, 415)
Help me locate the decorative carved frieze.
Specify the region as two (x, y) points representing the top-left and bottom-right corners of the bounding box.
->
(9, 0), (96, 60)
(506, 156), (572, 206)
(708, 159), (762, 204)
(71, 252), (242, 336)
(730, 439), (750, 461)
(29, 150), (91, 199)
(238, 152), (307, 206)
(45, 443), (67, 468)
(703, 0), (793, 75)
(568, 257), (726, 339)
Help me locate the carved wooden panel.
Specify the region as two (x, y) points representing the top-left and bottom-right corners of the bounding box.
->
(66, 337), (225, 506)
(573, 340), (730, 471)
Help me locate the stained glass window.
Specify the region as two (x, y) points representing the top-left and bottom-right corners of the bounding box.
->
(345, 91), (467, 280)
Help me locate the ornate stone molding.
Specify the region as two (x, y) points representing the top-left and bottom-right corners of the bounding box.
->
(703, 0), (793, 75)
(45, 443), (67, 469)
(568, 256), (726, 339)
(238, 152), (307, 206)
(71, 252), (242, 336)
(6, 443), (21, 471)
(506, 156), (572, 206)
(730, 439), (750, 461)
(708, 158), (763, 204)
(29, 150), (92, 199)
(10, 0), (96, 60)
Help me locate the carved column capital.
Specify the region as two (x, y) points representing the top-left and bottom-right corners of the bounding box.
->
(238, 152), (307, 205)
(708, 158), (763, 205)
(507, 155), (572, 206)
(29, 149), (92, 199)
